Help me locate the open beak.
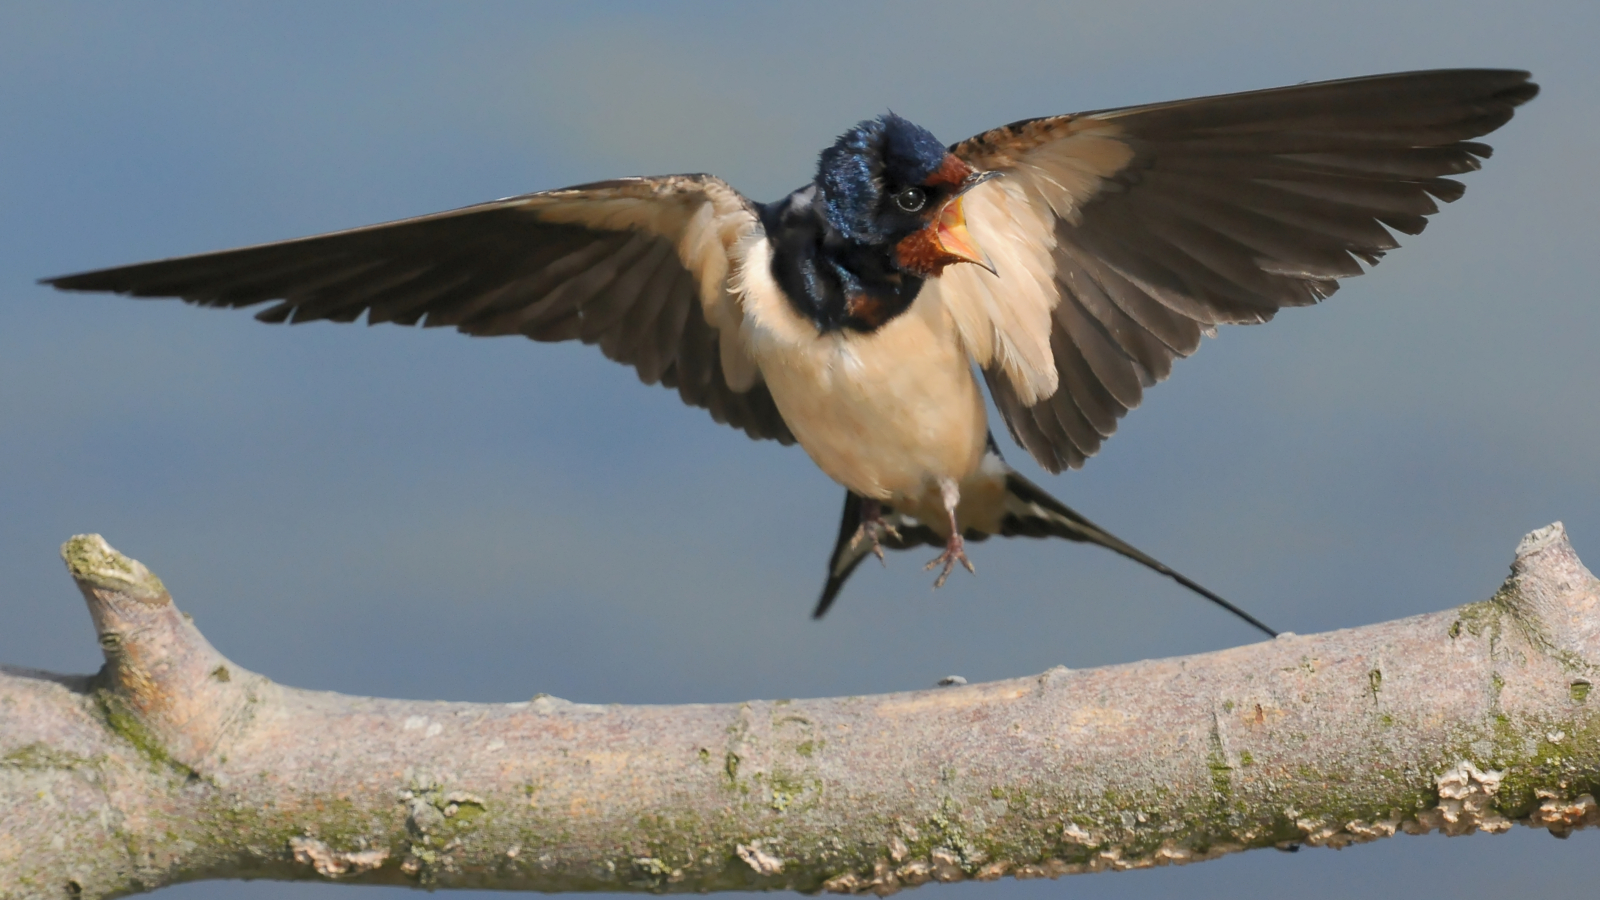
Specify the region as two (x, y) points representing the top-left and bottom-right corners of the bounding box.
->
(933, 171), (1001, 275)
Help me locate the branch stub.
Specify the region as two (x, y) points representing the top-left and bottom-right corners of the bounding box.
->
(61, 534), (168, 605)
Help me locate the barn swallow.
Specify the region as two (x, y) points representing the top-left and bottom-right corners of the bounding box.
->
(44, 69), (1537, 636)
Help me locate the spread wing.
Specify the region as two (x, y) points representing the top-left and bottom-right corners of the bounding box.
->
(44, 174), (795, 444)
(936, 69), (1538, 472)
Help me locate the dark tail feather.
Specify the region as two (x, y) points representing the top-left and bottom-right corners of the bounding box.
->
(813, 493), (869, 619)
(1000, 472), (1278, 638)
(813, 491), (942, 618)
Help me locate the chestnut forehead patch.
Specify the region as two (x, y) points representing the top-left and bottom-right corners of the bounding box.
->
(923, 154), (974, 189)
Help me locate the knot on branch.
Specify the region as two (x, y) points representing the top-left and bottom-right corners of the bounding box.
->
(61, 534), (261, 773)
(1497, 523), (1600, 667)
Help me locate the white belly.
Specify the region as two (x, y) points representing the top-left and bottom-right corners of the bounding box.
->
(738, 263), (988, 505)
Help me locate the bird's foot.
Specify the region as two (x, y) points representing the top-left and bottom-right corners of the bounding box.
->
(847, 500), (901, 564)
(924, 532), (975, 588)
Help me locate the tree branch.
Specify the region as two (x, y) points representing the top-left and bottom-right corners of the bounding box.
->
(4, 526), (1599, 900)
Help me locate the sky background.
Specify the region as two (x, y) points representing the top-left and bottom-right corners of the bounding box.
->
(2, 1), (1597, 897)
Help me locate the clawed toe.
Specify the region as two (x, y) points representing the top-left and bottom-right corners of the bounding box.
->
(925, 533), (976, 588)
(848, 503), (902, 566)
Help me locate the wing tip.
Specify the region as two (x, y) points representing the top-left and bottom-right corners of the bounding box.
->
(39, 270), (123, 293)
(1498, 73), (1540, 107)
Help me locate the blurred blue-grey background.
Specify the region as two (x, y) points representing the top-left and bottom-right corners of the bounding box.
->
(3, 1), (1596, 897)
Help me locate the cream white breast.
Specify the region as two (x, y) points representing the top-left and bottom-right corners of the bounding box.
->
(731, 235), (989, 508)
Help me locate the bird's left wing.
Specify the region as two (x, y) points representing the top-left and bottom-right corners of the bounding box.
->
(933, 69), (1537, 472)
(45, 174), (794, 444)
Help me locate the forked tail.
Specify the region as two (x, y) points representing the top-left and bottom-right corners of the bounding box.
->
(813, 468), (1278, 639)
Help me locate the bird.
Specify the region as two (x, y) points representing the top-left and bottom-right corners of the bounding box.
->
(43, 69), (1538, 636)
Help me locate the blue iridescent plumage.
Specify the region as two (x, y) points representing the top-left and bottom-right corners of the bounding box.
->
(816, 113), (948, 242)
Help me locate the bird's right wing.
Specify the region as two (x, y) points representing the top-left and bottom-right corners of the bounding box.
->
(45, 174), (795, 444)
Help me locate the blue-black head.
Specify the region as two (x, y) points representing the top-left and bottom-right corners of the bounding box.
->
(760, 114), (998, 334)
(814, 113), (998, 277)
(816, 113), (950, 244)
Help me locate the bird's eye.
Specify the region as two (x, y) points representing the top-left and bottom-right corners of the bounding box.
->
(894, 187), (927, 213)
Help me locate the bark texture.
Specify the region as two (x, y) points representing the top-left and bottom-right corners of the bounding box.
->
(3, 525), (1599, 900)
